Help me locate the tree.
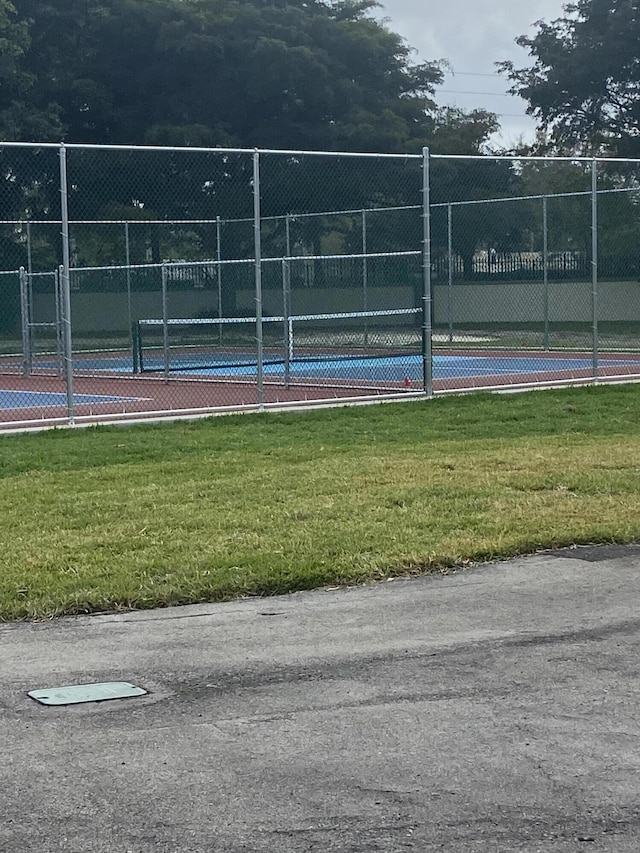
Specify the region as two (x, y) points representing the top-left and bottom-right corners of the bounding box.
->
(3, 0), (447, 152)
(427, 107), (499, 155)
(0, 0), (63, 139)
(0, 0), (506, 299)
(499, 0), (640, 156)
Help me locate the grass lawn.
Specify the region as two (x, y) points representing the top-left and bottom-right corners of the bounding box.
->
(1, 383), (639, 621)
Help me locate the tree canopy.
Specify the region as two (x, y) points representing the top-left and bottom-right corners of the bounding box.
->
(0, 0), (513, 298)
(0, 0), (498, 154)
(499, 0), (640, 156)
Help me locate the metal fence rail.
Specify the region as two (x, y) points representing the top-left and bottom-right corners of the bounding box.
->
(1, 144), (640, 430)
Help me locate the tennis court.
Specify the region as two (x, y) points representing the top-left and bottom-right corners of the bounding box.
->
(0, 389), (142, 410)
(11, 346), (640, 385)
(2, 344), (640, 432)
(128, 351), (640, 383)
(4, 299), (640, 430)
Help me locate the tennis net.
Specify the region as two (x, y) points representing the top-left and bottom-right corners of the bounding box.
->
(133, 308), (421, 376)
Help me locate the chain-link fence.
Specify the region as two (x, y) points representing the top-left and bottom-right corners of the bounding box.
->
(0, 144), (639, 429)
(428, 155), (640, 390)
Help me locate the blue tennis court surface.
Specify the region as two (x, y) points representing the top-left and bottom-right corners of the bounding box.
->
(153, 354), (640, 381)
(13, 353), (640, 384)
(0, 390), (141, 410)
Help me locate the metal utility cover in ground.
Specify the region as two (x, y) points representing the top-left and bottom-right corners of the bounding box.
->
(28, 682), (147, 706)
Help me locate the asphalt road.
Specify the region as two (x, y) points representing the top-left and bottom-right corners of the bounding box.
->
(2, 544), (640, 852)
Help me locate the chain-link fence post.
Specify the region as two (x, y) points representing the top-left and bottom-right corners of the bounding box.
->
(54, 267), (64, 376)
(26, 221), (32, 275)
(285, 212), (292, 258)
(19, 266), (31, 376)
(422, 147), (433, 397)
(447, 202), (453, 343)
(59, 144), (75, 424)
(253, 150), (264, 408)
(216, 215), (223, 342)
(26, 221), (34, 369)
(282, 257), (291, 387)
(591, 159), (599, 379)
(284, 212), (293, 387)
(362, 208), (369, 343)
(124, 221), (131, 267)
(124, 220), (134, 357)
(160, 261), (171, 381)
(542, 195), (550, 351)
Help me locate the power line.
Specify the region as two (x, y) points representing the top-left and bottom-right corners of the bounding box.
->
(439, 108), (533, 117)
(437, 89), (519, 97)
(447, 71), (503, 78)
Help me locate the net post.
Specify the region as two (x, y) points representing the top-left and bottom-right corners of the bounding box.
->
(253, 150), (264, 408)
(591, 159), (599, 381)
(132, 320), (140, 373)
(421, 147), (433, 397)
(58, 144), (75, 424)
(19, 267), (31, 376)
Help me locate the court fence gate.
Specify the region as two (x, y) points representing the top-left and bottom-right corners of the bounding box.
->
(0, 143), (639, 430)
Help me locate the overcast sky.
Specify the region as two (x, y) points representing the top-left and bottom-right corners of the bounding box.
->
(372, 0), (566, 147)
